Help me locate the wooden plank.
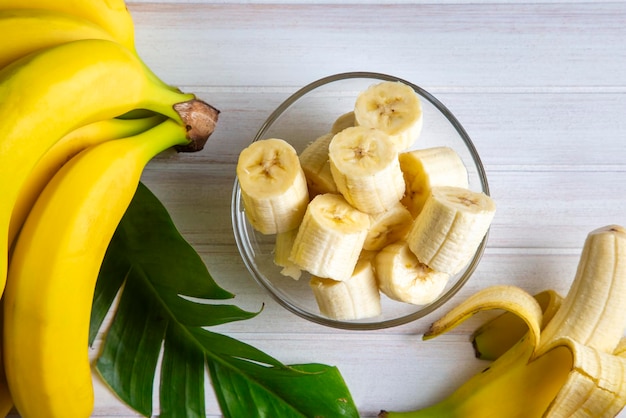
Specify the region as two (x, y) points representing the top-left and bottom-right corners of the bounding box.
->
(128, 3), (626, 89)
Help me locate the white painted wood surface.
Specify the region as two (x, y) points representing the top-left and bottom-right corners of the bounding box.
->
(15, 1), (626, 417)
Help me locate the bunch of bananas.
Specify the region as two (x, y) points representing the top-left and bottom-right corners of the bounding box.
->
(380, 225), (626, 417)
(0, 1), (219, 417)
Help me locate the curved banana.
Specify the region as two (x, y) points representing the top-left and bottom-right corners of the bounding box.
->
(0, 38), (216, 298)
(380, 226), (626, 418)
(3, 118), (210, 418)
(9, 115), (164, 244)
(471, 289), (563, 360)
(0, 0), (136, 51)
(0, 9), (115, 70)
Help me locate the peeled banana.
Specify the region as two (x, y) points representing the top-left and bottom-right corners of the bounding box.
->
(354, 80), (423, 151)
(3, 117), (214, 418)
(406, 186), (496, 275)
(329, 126), (405, 214)
(380, 225), (626, 418)
(238, 79), (495, 321)
(309, 256), (381, 321)
(290, 193), (370, 282)
(399, 146), (469, 217)
(299, 133), (338, 197)
(237, 138), (310, 234)
(375, 242), (450, 305)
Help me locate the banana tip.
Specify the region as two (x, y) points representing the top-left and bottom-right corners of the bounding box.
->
(173, 99), (220, 152)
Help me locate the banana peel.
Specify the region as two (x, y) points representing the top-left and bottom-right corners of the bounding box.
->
(379, 225), (626, 418)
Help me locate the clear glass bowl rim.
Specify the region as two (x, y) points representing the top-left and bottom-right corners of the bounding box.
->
(231, 71), (490, 330)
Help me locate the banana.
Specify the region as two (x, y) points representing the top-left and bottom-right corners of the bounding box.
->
(331, 111), (356, 134)
(406, 186), (496, 275)
(3, 117), (213, 418)
(472, 289), (563, 360)
(0, 9), (115, 70)
(289, 193), (370, 282)
(379, 226), (626, 418)
(237, 138), (310, 235)
(0, 300), (12, 418)
(9, 115), (164, 244)
(353, 80), (423, 151)
(0, 38), (216, 298)
(329, 126), (405, 214)
(299, 133), (338, 197)
(274, 228), (302, 280)
(0, 0), (137, 51)
(399, 146), (469, 217)
(537, 225), (626, 355)
(374, 242), (450, 306)
(363, 202), (413, 252)
(309, 256), (381, 320)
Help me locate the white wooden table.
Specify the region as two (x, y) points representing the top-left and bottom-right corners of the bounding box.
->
(25, 1), (626, 417)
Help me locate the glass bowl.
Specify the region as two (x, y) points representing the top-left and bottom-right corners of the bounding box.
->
(231, 72), (490, 330)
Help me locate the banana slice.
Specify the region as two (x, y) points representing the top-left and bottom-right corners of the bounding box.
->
(363, 201), (413, 251)
(310, 256), (381, 320)
(331, 111), (356, 134)
(354, 80), (423, 151)
(237, 138), (309, 234)
(289, 193), (370, 281)
(407, 186), (496, 275)
(299, 133), (337, 197)
(329, 126), (405, 214)
(273, 228), (302, 280)
(399, 146), (469, 217)
(374, 241), (450, 305)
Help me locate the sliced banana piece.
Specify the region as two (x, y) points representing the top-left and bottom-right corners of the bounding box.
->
(329, 126), (405, 214)
(374, 241), (450, 305)
(363, 201), (413, 251)
(289, 193), (370, 281)
(310, 256), (381, 320)
(237, 138), (309, 234)
(407, 186), (496, 275)
(399, 146), (469, 217)
(273, 228), (302, 280)
(299, 133), (337, 197)
(354, 80), (423, 151)
(331, 111), (356, 134)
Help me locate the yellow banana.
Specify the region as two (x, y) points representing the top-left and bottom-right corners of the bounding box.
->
(0, 299), (12, 418)
(3, 116), (215, 418)
(379, 225), (626, 418)
(0, 9), (115, 70)
(0, 0), (136, 51)
(8, 114), (164, 244)
(0, 38), (217, 299)
(471, 289), (563, 360)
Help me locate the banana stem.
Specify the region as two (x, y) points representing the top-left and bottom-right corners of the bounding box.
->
(172, 99), (220, 152)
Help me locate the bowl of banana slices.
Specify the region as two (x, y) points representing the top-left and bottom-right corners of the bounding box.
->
(232, 72), (494, 330)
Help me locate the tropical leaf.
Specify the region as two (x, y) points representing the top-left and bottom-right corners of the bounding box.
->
(89, 182), (359, 417)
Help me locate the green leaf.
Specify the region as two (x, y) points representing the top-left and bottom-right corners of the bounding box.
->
(90, 182), (359, 418)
